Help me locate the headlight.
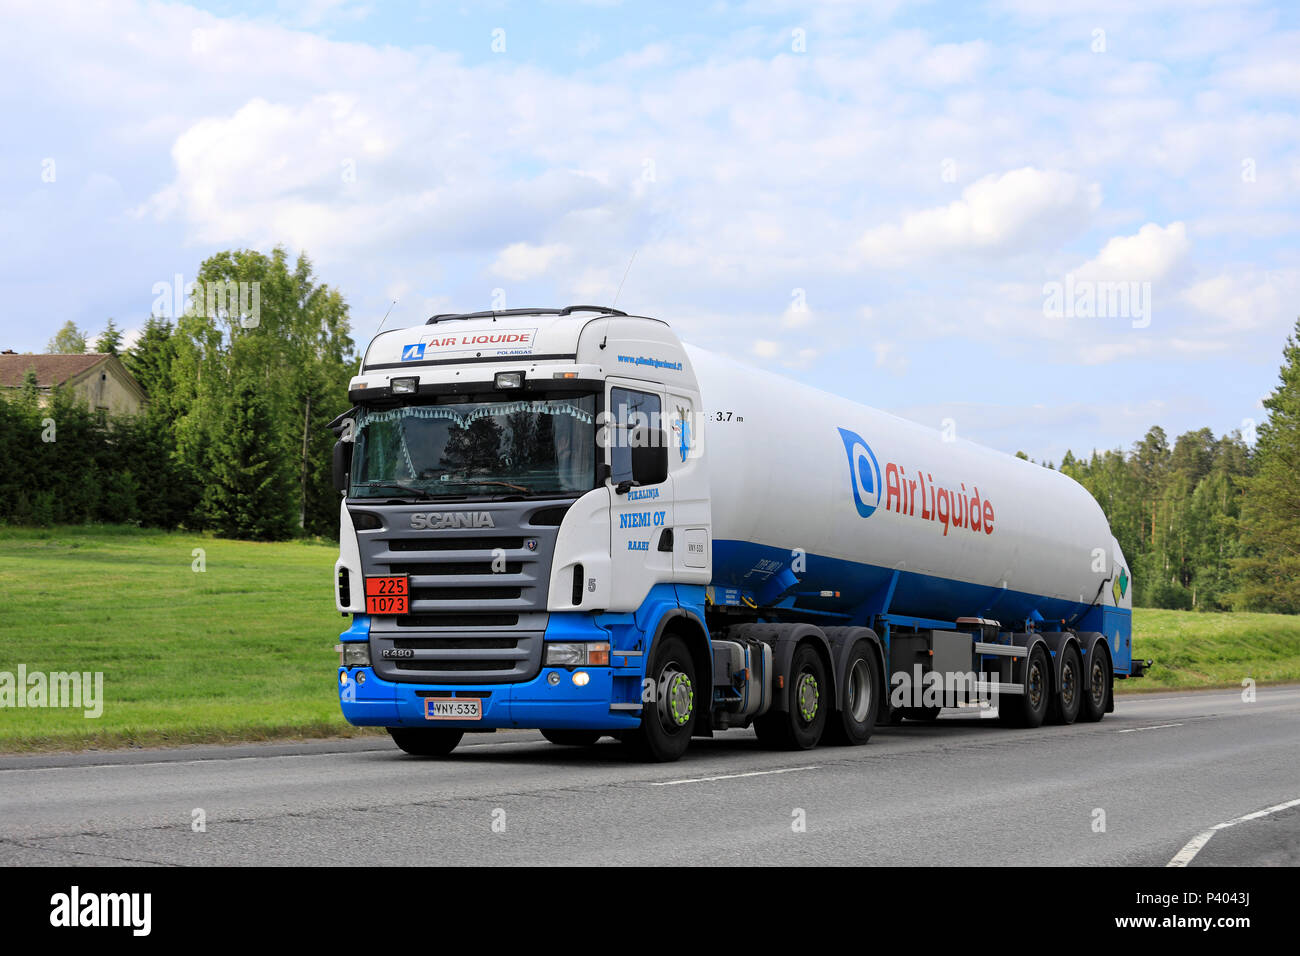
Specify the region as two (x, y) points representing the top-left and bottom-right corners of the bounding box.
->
(544, 642), (610, 668)
(341, 643), (371, 668)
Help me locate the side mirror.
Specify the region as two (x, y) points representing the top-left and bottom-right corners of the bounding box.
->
(332, 440), (351, 495)
(630, 429), (668, 487)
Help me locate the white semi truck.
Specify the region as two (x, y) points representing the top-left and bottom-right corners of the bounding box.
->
(333, 306), (1141, 761)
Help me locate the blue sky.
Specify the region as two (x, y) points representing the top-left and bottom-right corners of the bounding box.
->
(2, 0), (1297, 463)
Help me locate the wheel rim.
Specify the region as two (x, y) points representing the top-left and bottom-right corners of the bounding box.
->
(1061, 658), (1077, 709)
(1027, 659), (1044, 710)
(657, 663), (694, 732)
(1089, 659), (1106, 707)
(847, 658), (872, 722)
(796, 671), (820, 724)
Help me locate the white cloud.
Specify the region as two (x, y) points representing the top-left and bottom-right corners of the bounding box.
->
(1073, 221), (1191, 281)
(856, 167), (1101, 266)
(489, 243), (572, 281)
(753, 339), (780, 358)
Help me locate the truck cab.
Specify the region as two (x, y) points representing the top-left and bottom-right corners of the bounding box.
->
(333, 306), (715, 759)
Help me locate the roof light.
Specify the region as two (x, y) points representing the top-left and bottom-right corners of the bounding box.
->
(552, 371), (579, 379)
(495, 371), (524, 389)
(391, 377), (417, 394)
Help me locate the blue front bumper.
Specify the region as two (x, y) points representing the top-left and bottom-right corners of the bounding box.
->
(338, 664), (643, 731)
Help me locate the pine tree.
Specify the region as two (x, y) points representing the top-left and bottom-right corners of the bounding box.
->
(95, 318), (124, 355)
(1234, 317), (1300, 612)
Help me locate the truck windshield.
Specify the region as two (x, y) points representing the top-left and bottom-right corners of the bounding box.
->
(350, 395), (597, 500)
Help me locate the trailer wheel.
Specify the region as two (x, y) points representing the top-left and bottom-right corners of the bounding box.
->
(1047, 645), (1083, 725)
(998, 644), (1050, 728)
(823, 641), (879, 745)
(754, 644), (828, 750)
(623, 634), (696, 762)
(1080, 645), (1112, 723)
(387, 727), (464, 756)
(541, 730), (602, 746)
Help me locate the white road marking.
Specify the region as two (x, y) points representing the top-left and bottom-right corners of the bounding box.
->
(651, 766), (821, 786)
(1116, 722), (1183, 733)
(1167, 796), (1300, 867)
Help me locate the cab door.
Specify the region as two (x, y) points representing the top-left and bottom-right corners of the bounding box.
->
(605, 379), (674, 611)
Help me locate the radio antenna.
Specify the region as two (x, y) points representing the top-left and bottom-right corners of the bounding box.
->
(374, 299), (397, 335)
(612, 249), (638, 309)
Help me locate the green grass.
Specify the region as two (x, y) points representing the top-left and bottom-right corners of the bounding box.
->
(2, 527), (1298, 751)
(1128, 607), (1300, 691)
(0, 525), (379, 752)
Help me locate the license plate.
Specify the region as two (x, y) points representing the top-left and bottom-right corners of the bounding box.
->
(365, 575), (409, 615)
(424, 698), (482, 721)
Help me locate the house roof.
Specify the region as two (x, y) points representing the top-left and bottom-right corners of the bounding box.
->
(0, 353), (112, 388)
(0, 353), (147, 403)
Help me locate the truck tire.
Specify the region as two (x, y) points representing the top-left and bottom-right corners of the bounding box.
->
(754, 644), (828, 750)
(1047, 645), (1082, 725)
(387, 727), (464, 756)
(541, 730), (602, 746)
(1080, 645), (1112, 723)
(998, 644), (1050, 728)
(623, 634), (696, 762)
(823, 641), (880, 745)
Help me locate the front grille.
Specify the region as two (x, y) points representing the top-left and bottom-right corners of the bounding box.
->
(359, 500), (563, 684)
(387, 536), (524, 551)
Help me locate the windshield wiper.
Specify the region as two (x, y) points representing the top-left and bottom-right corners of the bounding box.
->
(354, 482), (441, 501)
(438, 476), (533, 493)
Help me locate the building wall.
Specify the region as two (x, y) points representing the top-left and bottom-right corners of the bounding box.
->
(73, 362), (144, 417)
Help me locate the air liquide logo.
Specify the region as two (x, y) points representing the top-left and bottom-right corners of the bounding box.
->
(837, 427), (882, 518)
(837, 426), (997, 537)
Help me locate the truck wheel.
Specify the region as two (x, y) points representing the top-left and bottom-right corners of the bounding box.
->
(541, 730), (601, 746)
(1079, 645), (1112, 723)
(998, 644), (1049, 728)
(754, 644), (828, 750)
(623, 634), (696, 762)
(823, 642), (879, 745)
(387, 727), (464, 756)
(1047, 645), (1082, 725)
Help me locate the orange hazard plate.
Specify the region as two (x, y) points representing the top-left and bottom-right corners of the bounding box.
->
(365, 575), (409, 615)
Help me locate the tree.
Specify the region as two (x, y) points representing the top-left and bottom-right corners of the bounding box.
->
(95, 318), (124, 355)
(47, 320), (86, 354)
(1234, 317), (1300, 612)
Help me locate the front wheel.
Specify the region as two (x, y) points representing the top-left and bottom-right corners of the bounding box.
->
(754, 644), (828, 750)
(387, 727), (464, 756)
(623, 634), (696, 762)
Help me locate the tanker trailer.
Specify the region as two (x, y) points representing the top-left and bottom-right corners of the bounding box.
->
(332, 306), (1139, 761)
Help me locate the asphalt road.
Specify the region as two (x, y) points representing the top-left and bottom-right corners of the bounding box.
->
(2, 685), (1298, 866)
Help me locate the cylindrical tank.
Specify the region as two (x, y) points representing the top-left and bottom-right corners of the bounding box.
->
(684, 345), (1127, 625)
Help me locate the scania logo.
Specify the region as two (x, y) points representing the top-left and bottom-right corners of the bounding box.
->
(837, 427), (882, 519)
(409, 511), (496, 530)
